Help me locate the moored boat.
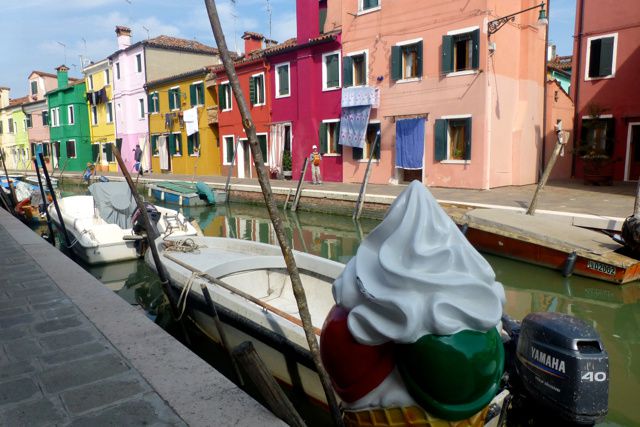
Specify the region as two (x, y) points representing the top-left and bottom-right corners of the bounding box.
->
(49, 182), (197, 265)
(148, 181), (226, 206)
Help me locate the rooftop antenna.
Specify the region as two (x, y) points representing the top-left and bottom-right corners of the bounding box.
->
(142, 25), (150, 40)
(56, 41), (67, 65)
(230, 0), (238, 53)
(266, 0), (272, 39)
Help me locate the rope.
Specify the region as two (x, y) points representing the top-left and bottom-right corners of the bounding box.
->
(162, 238), (205, 254)
(176, 272), (202, 320)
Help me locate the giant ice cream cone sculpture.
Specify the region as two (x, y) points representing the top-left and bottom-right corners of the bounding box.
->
(321, 181), (506, 427)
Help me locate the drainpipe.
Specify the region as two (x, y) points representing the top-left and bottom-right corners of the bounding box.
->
(540, 0), (550, 182)
(571, 0), (585, 177)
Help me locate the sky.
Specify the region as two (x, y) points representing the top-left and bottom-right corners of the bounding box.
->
(0, 0), (576, 99)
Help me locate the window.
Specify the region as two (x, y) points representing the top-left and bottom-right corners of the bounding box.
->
(275, 63), (290, 98)
(68, 105), (75, 125)
(136, 54), (142, 73)
(219, 82), (232, 111)
(257, 134), (268, 163)
(442, 29), (480, 75)
(359, 0), (379, 12)
(50, 108), (59, 127)
(168, 87), (181, 111)
(91, 106), (98, 125)
(392, 40), (423, 81)
(30, 81), (38, 96)
(190, 82), (205, 106)
(343, 51), (368, 87)
(581, 118), (615, 157)
(104, 69), (110, 85)
(8, 118), (14, 133)
(323, 51), (341, 90)
(151, 134), (160, 156)
(169, 133), (182, 156)
(148, 92), (159, 113)
(42, 110), (49, 126)
(587, 34), (617, 79)
(434, 116), (472, 161)
(250, 73), (265, 106)
(66, 140), (77, 158)
(138, 98), (145, 118)
(223, 135), (235, 165)
(115, 63), (120, 79)
(25, 114), (32, 129)
(88, 75), (94, 90)
(319, 120), (342, 155)
(103, 142), (113, 163)
(188, 132), (200, 156)
(106, 102), (113, 123)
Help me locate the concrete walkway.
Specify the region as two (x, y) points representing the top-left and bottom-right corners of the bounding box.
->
(0, 209), (284, 426)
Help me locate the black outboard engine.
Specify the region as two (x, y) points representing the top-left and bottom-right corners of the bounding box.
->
(131, 203), (161, 255)
(502, 312), (608, 426)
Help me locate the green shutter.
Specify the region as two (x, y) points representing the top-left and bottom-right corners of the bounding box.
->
(319, 123), (328, 154)
(335, 122), (342, 154)
(442, 35), (454, 74)
(91, 144), (99, 162)
(391, 46), (402, 81)
(116, 138), (122, 153)
(188, 134), (194, 155)
(198, 83), (204, 104)
(343, 56), (353, 88)
(169, 89), (175, 110)
(326, 55), (339, 88)
(599, 37), (614, 77)
(169, 134), (176, 155)
(151, 135), (158, 154)
(415, 41), (423, 78)
(147, 93), (153, 113)
(352, 147), (363, 160)
(471, 29), (480, 69)
(258, 134), (267, 162)
(434, 119), (447, 161)
(190, 84), (197, 107)
(319, 7), (327, 34)
(176, 89), (181, 109)
(372, 124), (381, 159)
(218, 86), (225, 109)
(464, 117), (472, 161)
(105, 143), (113, 162)
(249, 77), (256, 105)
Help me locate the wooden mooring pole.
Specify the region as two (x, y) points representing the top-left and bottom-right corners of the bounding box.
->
(39, 153), (72, 248)
(33, 159), (55, 245)
(353, 131), (380, 220)
(0, 149), (18, 206)
(527, 124), (567, 216)
(291, 157), (309, 212)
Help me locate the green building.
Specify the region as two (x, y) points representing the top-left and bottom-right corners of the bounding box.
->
(46, 65), (90, 171)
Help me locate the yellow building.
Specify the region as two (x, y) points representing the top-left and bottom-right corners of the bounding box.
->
(146, 68), (220, 176)
(83, 59), (117, 172)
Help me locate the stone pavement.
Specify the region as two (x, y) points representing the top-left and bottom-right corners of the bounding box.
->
(0, 209), (284, 426)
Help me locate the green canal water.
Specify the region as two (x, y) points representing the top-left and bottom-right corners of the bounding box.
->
(46, 183), (640, 426)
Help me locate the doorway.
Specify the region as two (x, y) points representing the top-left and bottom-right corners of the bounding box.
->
(625, 123), (640, 181)
(237, 139), (251, 178)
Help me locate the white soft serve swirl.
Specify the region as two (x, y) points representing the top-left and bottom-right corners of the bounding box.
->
(333, 181), (505, 345)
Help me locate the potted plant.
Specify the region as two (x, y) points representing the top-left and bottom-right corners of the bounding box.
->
(579, 103), (615, 186)
(282, 150), (292, 180)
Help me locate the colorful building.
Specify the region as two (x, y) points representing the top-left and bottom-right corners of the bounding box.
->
(338, 0), (547, 189)
(83, 59), (117, 172)
(146, 67), (220, 175)
(0, 90), (31, 171)
(109, 26), (220, 173)
(24, 71), (59, 169)
(570, 0), (640, 181)
(547, 50), (572, 93)
(46, 66), (91, 172)
(216, 32), (274, 179)
(265, 0), (343, 182)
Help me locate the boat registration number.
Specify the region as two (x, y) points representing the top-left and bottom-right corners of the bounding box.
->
(586, 260), (616, 276)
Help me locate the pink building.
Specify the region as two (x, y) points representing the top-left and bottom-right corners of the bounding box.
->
(266, 0), (343, 183)
(109, 26), (220, 171)
(571, 0), (640, 182)
(339, 0), (547, 189)
(23, 71), (59, 168)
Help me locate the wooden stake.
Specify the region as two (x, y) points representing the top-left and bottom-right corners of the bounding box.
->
(39, 153), (72, 248)
(353, 130), (380, 220)
(0, 149), (18, 206)
(233, 341), (306, 427)
(527, 127), (566, 215)
(291, 157), (309, 213)
(34, 159), (56, 245)
(202, 2), (343, 424)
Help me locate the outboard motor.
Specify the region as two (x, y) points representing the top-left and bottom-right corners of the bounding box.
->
(131, 203), (161, 255)
(502, 312), (608, 426)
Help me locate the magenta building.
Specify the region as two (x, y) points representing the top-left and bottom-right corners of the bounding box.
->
(266, 0), (343, 182)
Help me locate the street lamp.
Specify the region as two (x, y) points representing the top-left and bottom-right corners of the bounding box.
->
(488, 2), (548, 36)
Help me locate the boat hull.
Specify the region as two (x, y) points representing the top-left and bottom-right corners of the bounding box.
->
(150, 187), (210, 207)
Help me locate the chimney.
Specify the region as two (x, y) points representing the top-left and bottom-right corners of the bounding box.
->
(116, 25), (132, 50)
(547, 43), (557, 61)
(242, 32), (264, 54)
(56, 65), (69, 88)
(0, 87), (10, 109)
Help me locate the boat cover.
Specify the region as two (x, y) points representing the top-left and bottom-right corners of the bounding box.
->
(89, 182), (137, 229)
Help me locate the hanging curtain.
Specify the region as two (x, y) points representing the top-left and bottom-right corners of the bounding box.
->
(395, 118), (425, 169)
(158, 136), (169, 170)
(139, 136), (150, 172)
(269, 123), (285, 173)
(339, 106), (371, 148)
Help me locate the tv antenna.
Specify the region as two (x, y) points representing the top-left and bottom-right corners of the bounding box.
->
(142, 25), (150, 39)
(56, 41), (67, 65)
(231, 0), (238, 53)
(266, 0), (272, 39)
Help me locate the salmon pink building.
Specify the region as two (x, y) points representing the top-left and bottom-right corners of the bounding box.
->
(215, 32), (273, 179)
(339, 0), (547, 189)
(266, 0), (343, 183)
(571, 0), (640, 181)
(23, 71), (59, 169)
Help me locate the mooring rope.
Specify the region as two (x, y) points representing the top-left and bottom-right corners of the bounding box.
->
(162, 238), (205, 254)
(176, 271), (202, 320)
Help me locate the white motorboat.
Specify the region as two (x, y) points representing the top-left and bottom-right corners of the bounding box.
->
(147, 236), (342, 404)
(50, 182), (197, 265)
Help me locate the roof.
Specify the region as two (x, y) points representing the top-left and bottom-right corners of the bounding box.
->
(146, 67), (210, 89)
(548, 55), (572, 71)
(264, 31), (340, 57)
(242, 31), (264, 40)
(30, 70), (57, 79)
(8, 96), (30, 107)
(109, 35), (219, 58)
(209, 36), (301, 75)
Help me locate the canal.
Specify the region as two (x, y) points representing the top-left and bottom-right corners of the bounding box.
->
(40, 182), (640, 426)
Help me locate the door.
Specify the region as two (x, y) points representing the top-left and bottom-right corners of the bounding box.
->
(237, 139), (251, 179)
(626, 123), (640, 181)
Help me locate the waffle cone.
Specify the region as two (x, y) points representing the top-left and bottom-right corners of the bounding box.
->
(343, 405), (489, 427)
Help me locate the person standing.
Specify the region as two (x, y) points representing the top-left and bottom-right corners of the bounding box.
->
(133, 144), (144, 177)
(310, 145), (322, 184)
